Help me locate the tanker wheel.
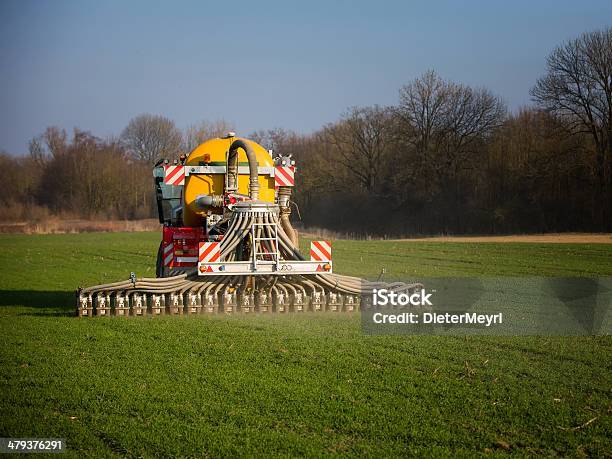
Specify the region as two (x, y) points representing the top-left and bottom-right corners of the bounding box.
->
(156, 242), (165, 278)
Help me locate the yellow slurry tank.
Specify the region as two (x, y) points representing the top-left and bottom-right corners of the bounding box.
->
(183, 136), (276, 226)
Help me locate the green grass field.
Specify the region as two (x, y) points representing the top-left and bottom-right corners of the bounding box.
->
(0, 233), (610, 457)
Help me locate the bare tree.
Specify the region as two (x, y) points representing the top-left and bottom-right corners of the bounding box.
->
(250, 128), (294, 153)
(183, 119), (234, 152)
(441, 83), (506, 172)
(121, 114), (183, 163)
(28, 136), (47, 167)
(397, 70), (449, 158)
(531, 27), (612, 228)
(28, 126), (68, 166)
(397, 70), (505, 174)
(322, 106), (394, 192)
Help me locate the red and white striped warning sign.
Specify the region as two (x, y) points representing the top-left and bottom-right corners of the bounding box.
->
(163, 243), (174, 267)
(310, 240), (331, 261)
(275, 166), (295, 187)
(164, 165), (185, 186)
(199, 242), (221, 263)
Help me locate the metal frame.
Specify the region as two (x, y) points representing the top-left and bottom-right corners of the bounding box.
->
(198, 214), (333, 275)
(185, 165), (276, 176)
(198, 260), (333, 276)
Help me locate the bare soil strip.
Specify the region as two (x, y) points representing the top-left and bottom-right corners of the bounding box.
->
(397, 234), (612, 243)
(0, 219), (160, 234)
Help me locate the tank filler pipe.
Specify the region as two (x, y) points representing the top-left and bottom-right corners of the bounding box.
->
(227, 139), (259, 200)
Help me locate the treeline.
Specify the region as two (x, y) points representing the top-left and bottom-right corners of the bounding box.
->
(0, 118), (233, 221)
(0, 129), (153, 221)
(269, 104), (605, 235)
(1, 28), (610, 234)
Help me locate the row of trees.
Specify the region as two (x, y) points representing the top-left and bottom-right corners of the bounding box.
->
(0, 117), (236, 220)
(1, 27), (610, 233)
(1, 128), (153, 220)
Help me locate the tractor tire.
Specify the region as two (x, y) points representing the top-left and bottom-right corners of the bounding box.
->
(156, 242), (165, 278)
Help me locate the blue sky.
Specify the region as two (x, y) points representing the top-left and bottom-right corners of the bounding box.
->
(1, 0), (611, 154)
